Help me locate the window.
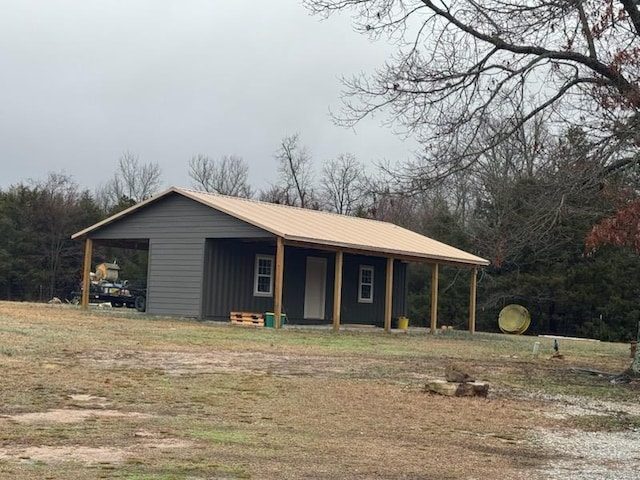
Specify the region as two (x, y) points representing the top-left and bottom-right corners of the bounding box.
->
(358, 265), (374, 303)
(254, 255), (274, 296)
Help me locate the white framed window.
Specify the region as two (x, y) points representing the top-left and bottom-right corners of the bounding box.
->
(254, 255), (274, 296)
(358, 265), (374, 303)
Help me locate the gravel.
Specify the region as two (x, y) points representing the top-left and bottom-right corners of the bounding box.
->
(526, 392), (640, 479)
(533, 429), (640, 479)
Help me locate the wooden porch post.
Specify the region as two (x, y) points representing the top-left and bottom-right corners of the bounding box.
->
(430, 263), (439, 334)
(332, 250), (343, 331)
(81, 238), (93, 310)
(469, 266), (478, 334)
(384, 257), (394, 332)
(273, 236), (285, 329)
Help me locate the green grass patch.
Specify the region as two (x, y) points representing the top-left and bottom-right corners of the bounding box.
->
(0, 325), (32, 336)
(0, 345), (17, 356)
(187, 428), (252, 444)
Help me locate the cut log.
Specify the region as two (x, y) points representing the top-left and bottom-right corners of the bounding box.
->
(425, 379), (489, 397)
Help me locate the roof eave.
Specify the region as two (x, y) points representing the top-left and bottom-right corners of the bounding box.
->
(71, 186), (178, 240)
(71, 186), (490, 267)
(283, 236), (490, 267)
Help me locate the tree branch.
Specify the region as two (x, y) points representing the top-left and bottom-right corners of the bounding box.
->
(422, 0), (640, 104)
(621, 0), (640, 37)
(577, 0), (597, 59)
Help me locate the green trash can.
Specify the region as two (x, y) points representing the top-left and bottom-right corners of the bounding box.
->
(265, 312), (287, 328)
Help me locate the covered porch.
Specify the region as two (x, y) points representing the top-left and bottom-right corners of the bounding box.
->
(270, 237), (481, 333)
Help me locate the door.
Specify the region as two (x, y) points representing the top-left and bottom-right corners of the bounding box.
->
(304, 257), (327, 319)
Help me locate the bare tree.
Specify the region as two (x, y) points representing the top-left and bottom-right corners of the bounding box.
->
(435, 114), (611, 268)
(96, 152), (162, 210)
(319, 153), (366, 214)
(258, 184), (293, 205)
(305, 1), (640, 187)
(31, 173), (99, 299)
(273, 134), (315, 208)
(116, 151), (162, 201)
(188, 154), (253, 198)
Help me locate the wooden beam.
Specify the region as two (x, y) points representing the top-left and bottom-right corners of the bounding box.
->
(273, 236), (285, 329)
(80, 238), (93, 310)
(430, 263), (439, 334)
(384, 257), (394, 332)
(469, 266), (478, 334)
(332, 250), (343, 331)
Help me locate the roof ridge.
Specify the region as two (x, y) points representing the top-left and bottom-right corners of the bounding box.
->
(175, 186), (401, 227)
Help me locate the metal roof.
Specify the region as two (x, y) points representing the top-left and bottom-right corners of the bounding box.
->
(73, 187), (489, 267)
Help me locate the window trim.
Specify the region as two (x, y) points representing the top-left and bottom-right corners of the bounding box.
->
(254, 254), (274, 297)
(358, 265), (374, 303)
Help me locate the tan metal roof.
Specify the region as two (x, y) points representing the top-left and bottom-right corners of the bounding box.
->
(73, 187), (489, 266)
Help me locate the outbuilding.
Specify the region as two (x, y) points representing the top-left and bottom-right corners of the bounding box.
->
(72, 187), (489, 331)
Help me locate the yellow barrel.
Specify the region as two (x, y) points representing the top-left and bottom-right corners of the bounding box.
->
(498, 304), (531, 334)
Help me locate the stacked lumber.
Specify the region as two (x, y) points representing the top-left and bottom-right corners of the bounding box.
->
(230, 312), (264, 327)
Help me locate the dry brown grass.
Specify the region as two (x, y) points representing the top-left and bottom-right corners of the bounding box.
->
(0, 301), (637, 479)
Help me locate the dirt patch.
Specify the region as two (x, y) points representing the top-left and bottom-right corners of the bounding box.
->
(1, 301), (638, 479)
(0, 445), (126, 465)
(4, 408), (152, 424)
(0, 400), (191, 467)
(75, 349), (370, 378)
(67, 393), (107, 403)
(0, 439), (195, 466)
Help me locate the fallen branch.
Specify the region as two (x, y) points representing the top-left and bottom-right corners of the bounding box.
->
(569, 367), (632, 384)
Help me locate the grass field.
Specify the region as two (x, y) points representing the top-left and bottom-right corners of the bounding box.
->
(0, 301), (638, 479)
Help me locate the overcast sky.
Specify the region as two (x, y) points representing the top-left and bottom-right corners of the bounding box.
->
(0, 1), (417, 194)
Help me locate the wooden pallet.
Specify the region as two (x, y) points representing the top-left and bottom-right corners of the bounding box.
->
(230, 311), (264, 327)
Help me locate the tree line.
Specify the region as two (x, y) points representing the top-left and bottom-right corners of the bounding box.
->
(299, 0), (640, 348)
(5, 0), (640, 343)
(1, 123), (639, 341)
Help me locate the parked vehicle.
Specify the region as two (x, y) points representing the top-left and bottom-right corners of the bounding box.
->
(70, 261), (146, 312)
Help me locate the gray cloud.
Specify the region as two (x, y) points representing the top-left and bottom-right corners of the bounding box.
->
(0, 1), (416, 192)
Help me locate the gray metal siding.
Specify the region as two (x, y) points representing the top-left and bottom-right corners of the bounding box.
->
(340, 255), (407, 325)
(204, 239), (277, 320)
(392, 261), (408, 318)
(92, 194), (270, 240)
(91, 193), (271, 318)
(203, 242), (408, 325)
(203, 242), (337, 323)
(147, 238), (204, 317)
